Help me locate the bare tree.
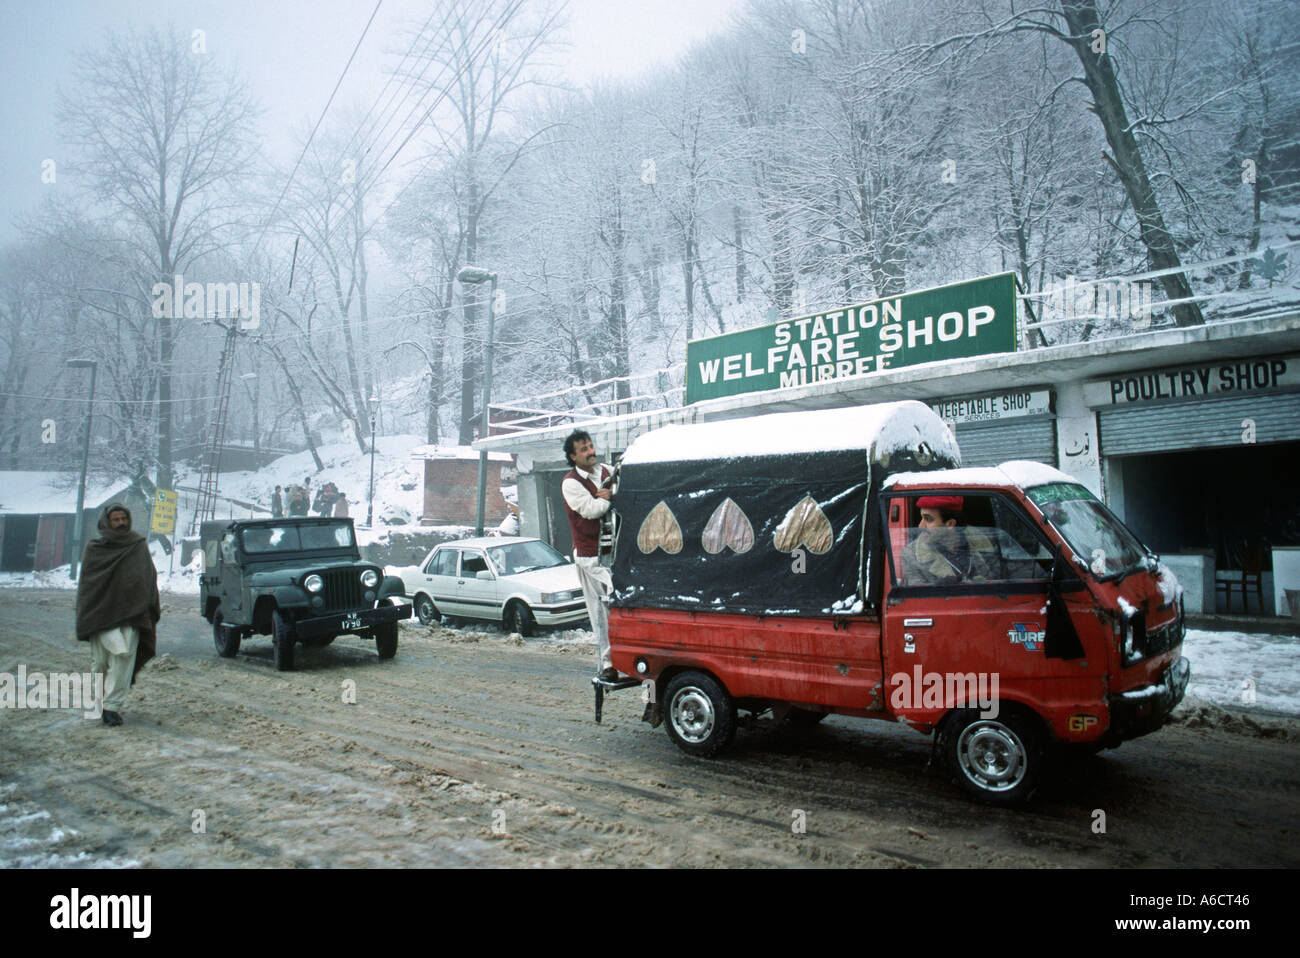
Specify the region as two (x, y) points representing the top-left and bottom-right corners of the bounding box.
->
(394, 0), (564, 444)
(58, 27), (257, 489)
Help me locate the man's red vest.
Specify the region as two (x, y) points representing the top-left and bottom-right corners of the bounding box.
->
(563, 466), (609, 557)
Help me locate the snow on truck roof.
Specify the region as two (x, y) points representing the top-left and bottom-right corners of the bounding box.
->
(885, 460), (1075, 490)
(620, 401), (961, 465)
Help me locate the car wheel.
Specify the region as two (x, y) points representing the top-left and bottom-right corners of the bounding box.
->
(414, 593), (439, 626)
(375, 622), (398, 660)
(272, 609), (296, 672)
(503, 600), (535, 637)
(784, 706), (828, 727)
(942, 707), (1043, 806)
(212, 604), (240, 658)
(663, 670), (736, 758)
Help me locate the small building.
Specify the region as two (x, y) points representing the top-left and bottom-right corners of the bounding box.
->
(410, 445), (513, 527)
(0, 472), (147, 572)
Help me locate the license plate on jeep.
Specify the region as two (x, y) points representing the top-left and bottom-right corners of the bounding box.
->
(341, 613), (362, 630)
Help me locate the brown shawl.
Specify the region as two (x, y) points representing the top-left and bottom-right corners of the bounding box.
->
(75, 504), (160, 679)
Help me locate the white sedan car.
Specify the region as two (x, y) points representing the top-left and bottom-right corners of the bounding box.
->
(386, 537), (588, 636)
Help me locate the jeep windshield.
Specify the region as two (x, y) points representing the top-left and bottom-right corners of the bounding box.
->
(1027, 483), (1152, 581)
(240, 522), (355, 554)
(486, 540), (567, 576)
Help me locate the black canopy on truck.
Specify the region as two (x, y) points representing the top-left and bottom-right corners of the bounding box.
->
(611, 401), (960, 617)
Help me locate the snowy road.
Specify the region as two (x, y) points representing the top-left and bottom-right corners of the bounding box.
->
(2, 589), (1297, 868)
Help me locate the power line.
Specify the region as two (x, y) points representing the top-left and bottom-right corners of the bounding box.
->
(250, 0), (385, 260)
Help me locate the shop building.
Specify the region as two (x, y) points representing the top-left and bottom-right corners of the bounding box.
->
(479, 312), (1300, 617)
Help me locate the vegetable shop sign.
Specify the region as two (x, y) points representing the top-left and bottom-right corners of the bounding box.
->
(686, 273), (1017, 404)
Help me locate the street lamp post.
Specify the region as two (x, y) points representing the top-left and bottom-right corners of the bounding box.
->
(67, 359), (98, 581)
(366, 394), (379, 527)
(456, 266), (498, 536)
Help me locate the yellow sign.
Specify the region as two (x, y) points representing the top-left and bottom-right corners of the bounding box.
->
(150, 489), (177, 535)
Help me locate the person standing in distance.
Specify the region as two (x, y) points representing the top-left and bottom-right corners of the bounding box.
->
(562, 430), (617, 681)
(74, 504), (160, 727)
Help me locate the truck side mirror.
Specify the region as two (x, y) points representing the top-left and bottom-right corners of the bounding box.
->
(1045, 550), (1085, 660)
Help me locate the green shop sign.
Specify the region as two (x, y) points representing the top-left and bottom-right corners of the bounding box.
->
(685, 273), (1018, 404)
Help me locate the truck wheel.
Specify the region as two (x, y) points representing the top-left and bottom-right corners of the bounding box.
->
(414, 594), (439, 626)
(943, 708), (1043, 806)
(272, 609), (296, 672)
(503, 600), (535, 637)
(375, 622), (398, 660)
(212, 605), (240, 658)
(664, 671), (736, 758)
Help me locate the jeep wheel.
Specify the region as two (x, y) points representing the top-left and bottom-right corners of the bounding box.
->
(663, 670), (736, 758)
(414, 594), (439, 626)
(212, 605), (240, 658)
(272, 609), (296, 671)
(503, 600), (535, 637)
(375, 622), (398, 660)
(942, 708), (1043, 806)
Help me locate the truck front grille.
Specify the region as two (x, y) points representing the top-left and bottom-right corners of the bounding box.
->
(320, 568), (365, 612)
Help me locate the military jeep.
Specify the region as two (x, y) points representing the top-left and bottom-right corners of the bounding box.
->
(200, 517), (412, 671)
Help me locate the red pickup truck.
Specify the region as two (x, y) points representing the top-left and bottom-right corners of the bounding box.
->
(604, 401), (1188, 805)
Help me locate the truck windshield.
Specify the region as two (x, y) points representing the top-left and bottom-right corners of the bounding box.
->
(1026, 483), (1151, 580)
(241, 522), (355, 554)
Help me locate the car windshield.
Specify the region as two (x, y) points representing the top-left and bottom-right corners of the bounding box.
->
(486, 540), (567, 576)
(1027, 483), (1151, 579)
(241, 522), (354, 554)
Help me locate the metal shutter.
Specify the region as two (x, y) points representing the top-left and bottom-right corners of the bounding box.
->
(954, 418), (1057, 467)
(1099, 392), (1300, 455)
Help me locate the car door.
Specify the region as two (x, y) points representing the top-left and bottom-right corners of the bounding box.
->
(455, 548), (501, 623)
(424, 547), (463, 615)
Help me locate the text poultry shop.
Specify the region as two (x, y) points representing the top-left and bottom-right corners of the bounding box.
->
(686, 273), (1018, 403)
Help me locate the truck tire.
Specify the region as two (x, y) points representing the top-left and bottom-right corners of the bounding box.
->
(375, 622), (398, 660)
(942, 707), (1043, 806)
(212, 605), (240, 658)
(414, 594), (439, 626)
(272, 609), (296, 672)
(664, 671), (736, 758)
(503, 600), (535, 637)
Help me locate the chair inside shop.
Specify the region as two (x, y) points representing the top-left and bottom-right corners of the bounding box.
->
(1217, 546), (1266, 613)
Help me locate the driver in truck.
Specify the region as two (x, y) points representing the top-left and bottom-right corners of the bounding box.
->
(903, 495), (999, 585)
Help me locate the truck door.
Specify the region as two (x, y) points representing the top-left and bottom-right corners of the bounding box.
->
(879, 491), (1062, 722)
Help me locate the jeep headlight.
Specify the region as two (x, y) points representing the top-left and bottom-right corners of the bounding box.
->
(361, 569), (379, 588)
(304, 574), (324, 593)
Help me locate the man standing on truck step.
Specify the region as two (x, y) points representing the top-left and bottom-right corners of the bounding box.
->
(562, 430), (617, 681)
(74, 504), (161, 727)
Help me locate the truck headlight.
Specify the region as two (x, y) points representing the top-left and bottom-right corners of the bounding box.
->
(304, 574), (324, 593)
(361, 569), (379, 588)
